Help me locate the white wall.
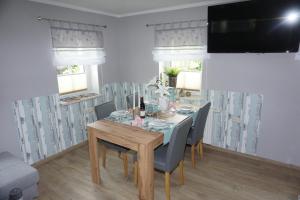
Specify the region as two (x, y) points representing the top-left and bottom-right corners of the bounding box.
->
(0, 0), (120, 158)
(117, 7), (300, 166)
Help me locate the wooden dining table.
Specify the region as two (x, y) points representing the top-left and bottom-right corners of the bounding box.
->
(87, 113), (189, 200)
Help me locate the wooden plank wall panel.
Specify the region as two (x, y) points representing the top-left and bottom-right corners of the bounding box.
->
(34, 96), (58, 157)
(202, 90), (263, 156)
(60, 105), (73, 149)
(243, 94), (263, 154)
(12, 94), (106, 164)
(12, 83), (263, 164)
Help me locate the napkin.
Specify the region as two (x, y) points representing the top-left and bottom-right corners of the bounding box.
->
(132, 115), (144, 127)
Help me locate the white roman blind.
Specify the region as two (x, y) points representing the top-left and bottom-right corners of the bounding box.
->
(50, 20), (106, 68)
(152, 20), (208, 62)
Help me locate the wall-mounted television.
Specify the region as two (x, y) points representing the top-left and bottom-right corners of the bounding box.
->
(207, 0), (300, 53)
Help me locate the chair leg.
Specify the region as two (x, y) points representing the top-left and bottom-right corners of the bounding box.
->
(102, 145), (107, 168)
(165, 172), (171, 200)
(179, 160), (184, 185)
(198, 139), (204, 159)
(122, 153), (128, 177)
(133, 161), (138, 186)
(191, 145), (196, 168)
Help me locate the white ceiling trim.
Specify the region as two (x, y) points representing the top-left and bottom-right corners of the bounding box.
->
(28, 0), (119, 17)
(118, 0), (243, 17)
(28, 0), (243, 18)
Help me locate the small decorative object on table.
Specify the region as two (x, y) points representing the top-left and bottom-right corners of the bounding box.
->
(145, 101), (159, 117)
(146, 77), (170, 112)
(132, 115), (144, 127)
(129, 107), (139, 119)
(169, 102), (176, 112)
(158, 96), (169, 111)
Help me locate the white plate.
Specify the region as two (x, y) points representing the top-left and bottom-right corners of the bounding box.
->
(148, 121), (169, 129)
(110, 110), (129, 117)
(177, 107), (193, 114)
(180, 106), (193, 109)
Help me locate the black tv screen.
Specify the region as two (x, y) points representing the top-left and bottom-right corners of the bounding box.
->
(208, 0), (300, 53)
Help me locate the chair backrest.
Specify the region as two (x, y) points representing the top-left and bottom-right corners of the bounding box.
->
(126, 93), (139, 109)
(95, 101), (116, 120)
(166, 116), (193, 172)
(191, 102), (211, 143)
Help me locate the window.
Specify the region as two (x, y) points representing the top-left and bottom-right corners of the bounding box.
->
(57, 65), (87, 95)
(49, 19), (105, 96)
(159, 60), (203, 91)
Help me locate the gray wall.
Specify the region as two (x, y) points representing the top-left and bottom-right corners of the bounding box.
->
(118, 7), (300, 166)
(0, 0), (120, 157)
(1, 1), (300, 166)
(207, 54), (300, 166)
(117, 7), (207, 83)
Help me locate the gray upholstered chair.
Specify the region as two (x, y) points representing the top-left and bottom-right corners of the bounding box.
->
(187, 102), (211, 168)
(95, 101), (130, 177)
(134, 117), (193, 200)
(126, 93), (138, 109)
(95, 101), (116, 120)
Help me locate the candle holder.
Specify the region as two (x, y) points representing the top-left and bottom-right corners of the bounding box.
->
(132, 107), (140, 119)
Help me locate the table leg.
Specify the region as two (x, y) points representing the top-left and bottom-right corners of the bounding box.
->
(138, 144), (154, 200)
(88, 129), (100, 184)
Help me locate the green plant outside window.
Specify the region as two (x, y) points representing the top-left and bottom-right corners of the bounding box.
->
(57, 65), (85, 75)
(164, 67), (181, 77)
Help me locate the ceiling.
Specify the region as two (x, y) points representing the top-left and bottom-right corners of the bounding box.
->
(29, 0), (242, 18)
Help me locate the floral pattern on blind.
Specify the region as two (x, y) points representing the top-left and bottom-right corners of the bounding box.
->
(155, 20), (207, 47)
(50, 20), (104, 48)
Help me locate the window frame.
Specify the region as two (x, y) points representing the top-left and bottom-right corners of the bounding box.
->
(159, 59), (203, 90)
(56, 65), (88, 95)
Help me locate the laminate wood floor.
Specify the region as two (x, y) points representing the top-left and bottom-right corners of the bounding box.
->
(36, 144), (300, 200)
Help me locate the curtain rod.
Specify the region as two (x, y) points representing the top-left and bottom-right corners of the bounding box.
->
(37, 16), (107, 29)
(146, 19), (207, 27)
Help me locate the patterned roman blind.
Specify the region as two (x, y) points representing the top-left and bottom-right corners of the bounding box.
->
(154, 20), (207, 47)
(49, 20), (106, 68)
(50, 20), (104, 48)
(152, 20), (208, 62)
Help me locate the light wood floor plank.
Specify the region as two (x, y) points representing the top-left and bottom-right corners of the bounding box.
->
(36, 145), (300, 200)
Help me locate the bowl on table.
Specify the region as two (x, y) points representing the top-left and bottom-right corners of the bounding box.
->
(176, 106), (194, 114)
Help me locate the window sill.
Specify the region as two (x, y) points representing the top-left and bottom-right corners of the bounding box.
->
(60, 93), (101, 106)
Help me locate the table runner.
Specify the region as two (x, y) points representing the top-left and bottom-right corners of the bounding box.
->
(106, 111), (197, 144)
(177, 110), (198, 126)
(106, 115), (175, 144)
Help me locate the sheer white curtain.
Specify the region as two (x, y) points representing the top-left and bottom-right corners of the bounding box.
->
(53, 48), (105, 67)
(153, 46), (208, 62)
(50, 20), (106, 68)
(152, 20), (208, 62)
